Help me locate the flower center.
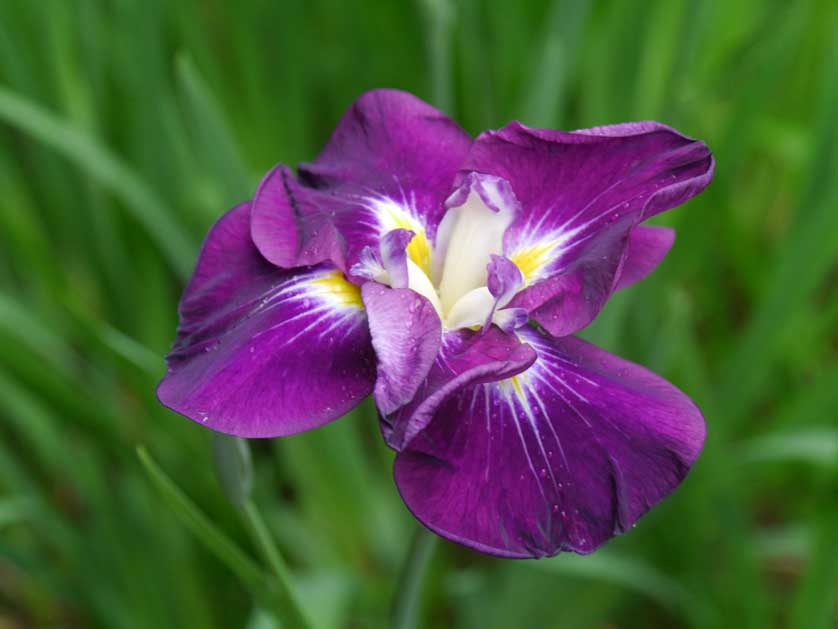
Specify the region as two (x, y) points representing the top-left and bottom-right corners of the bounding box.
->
(403, 189), (515, 329)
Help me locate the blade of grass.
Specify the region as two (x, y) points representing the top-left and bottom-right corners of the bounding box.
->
(518, 0), (592, 127)
(740, 429), (838, 467)
(716, 32), (838, 431)
(0, 87), (196, 279)
(136, 446), (266, 589)
(416, 0), (455, 112)
(527, 550), (690, 612)
(137, 446), (314, 629)
(175, 53), (252, 204)
(788, 491), (838, 629)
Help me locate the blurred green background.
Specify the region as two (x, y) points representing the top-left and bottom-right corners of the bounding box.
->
(1, 0), (836, 627)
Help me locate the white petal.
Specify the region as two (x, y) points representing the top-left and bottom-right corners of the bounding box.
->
(406, 259), (443, 317)
(445, 286), (494, 330)
(437, 191), (515, 312)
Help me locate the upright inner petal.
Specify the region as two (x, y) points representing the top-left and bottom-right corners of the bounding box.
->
(438, 191), (514, 312)
(406, 259), (444, 315)
(444, 286), (494, 330)
(363, 178), (523, 332)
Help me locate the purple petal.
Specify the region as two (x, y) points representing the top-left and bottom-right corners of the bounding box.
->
(443, 171), (522, 217)
(379, 228), (414, 289)
(291, 89), (472, 274)
(393, 326), (705, 558)
(250, 164), (346, 269)
(515, 226), (674, 334)
(465, 120), (713, 336)
(362, 282), (442, 415)
(484, 255), (526, 332)
(492, 307), (529, 334)
(614, 225), (675, 291)
(382, 328), (537, 450)
(487, 254), (524, 303)
(158, 202), (375, 437)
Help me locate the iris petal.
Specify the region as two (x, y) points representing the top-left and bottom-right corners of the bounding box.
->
(615, 225), (675, 291)
(393, 326), (704, 558)
(158, 203), (375, 437)
(250, 90), (472, 274)
(436, 174), (519, 309)
(382, 328), (537, 450)
(463, 120), (713, 336)
(362, 282), (442, 414)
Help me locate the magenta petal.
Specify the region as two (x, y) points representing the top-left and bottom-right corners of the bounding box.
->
(466, 120), (712, 336)
(250, 164), (346, 270)
(302, 89), (471, 226)
(485, 255), (526, 332)
(393, 327), (705, 558)
(158, 202), (375, 437)
(383, 328), (537, 450)
(487, 254), (524, 303)
(379, 229), (414, 288)
(511, 269), (604, 338)
(362, 282), (442, 415)
(615, 225), (675, 291)
(251, 90), (471, 274)
(300, 89), (472, 266)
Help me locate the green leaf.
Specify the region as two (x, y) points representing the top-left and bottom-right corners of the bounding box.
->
(741, 429), (838, 467)
(0, 87), (196, 279)
(136, 446), (266, 589)
(175, 53), (252, 204)
(213, 434), (254, 508)
(527, 550), (690, 611)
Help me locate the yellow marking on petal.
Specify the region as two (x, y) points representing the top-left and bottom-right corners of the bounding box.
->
(500, 372), (532, 407)
(380, 204), (433, 277)
(308, 271), (363, 309)
(406, 231), (432, 278)
(509, 240), (561, 282)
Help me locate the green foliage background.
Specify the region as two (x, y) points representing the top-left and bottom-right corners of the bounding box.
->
(0, 1), (835, 627)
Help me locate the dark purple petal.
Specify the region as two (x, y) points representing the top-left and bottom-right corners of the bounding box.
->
(393, 327), (705, 558)
(250, 164), (346, 269)
(300, 89), (472, 273)
(361, 282), (442, 415)
(158, 202), (375, 437)
(614, 225), (674, 291)
(465, 120), (712, 336)
(511, 226), (675, 334)
(382, 328), (537, 450)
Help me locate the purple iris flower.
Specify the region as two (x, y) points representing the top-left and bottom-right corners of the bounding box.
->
(159, 89), (714, 559)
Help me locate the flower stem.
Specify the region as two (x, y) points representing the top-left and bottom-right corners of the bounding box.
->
(391, 526), (438, 629)
(241, 499), (314, 629)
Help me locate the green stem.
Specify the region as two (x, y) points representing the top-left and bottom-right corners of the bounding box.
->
(391, 526), (438, 629)
(241, 499), (314, 629)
